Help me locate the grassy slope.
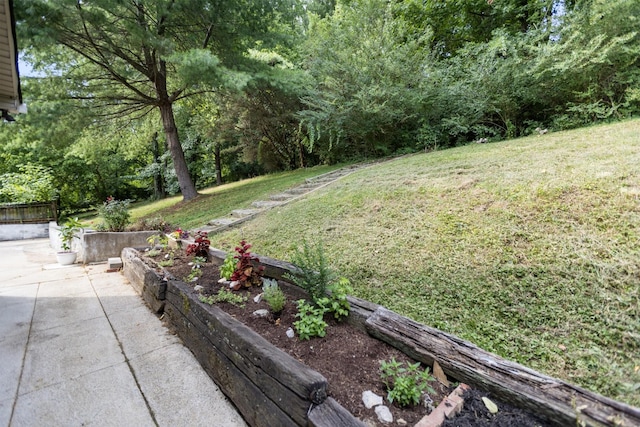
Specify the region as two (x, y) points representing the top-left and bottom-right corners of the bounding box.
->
(127, 164), (345, 230)
(205, 120), (640, 406)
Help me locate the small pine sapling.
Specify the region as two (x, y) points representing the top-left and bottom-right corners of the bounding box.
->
(285, 240), (335, 304)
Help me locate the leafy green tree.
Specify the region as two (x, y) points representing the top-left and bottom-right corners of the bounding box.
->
(17, 0), (303, 201)
(0, 164), (57, 203)
(300, 0), (436, 161)
(532, 0), (640, 128)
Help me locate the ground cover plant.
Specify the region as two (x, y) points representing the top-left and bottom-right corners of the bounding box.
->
(207, 120), (640, 407)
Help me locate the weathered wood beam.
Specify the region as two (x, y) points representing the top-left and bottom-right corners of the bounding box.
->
(365, 307), (640, 427)
(165, 279), (328, 426)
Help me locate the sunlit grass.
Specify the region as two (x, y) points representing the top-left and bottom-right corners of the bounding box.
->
(206, 119), (640, 406)
(127, 164), (345, 229)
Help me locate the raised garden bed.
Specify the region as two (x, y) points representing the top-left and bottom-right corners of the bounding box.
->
(121, 246), (640, 427)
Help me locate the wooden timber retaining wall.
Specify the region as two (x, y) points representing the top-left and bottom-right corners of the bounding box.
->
(122, 246), (640, 427)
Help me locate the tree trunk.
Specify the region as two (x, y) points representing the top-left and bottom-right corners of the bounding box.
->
(214, 142), (223, 185)
(150, 132), (166, 200)
(158, 102), (198, 201)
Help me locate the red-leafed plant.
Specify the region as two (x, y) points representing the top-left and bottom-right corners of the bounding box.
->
(230, 240), (264, 290)
(186, 231), (210, 259)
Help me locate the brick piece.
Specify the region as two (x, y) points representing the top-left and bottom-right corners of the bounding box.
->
(414, 383), (470, 427)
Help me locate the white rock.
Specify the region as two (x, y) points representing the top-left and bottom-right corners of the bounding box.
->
(229, 281), (239, 289)
(218, 278), (228, 284)
(422, 394), (435, 412)
(252, 309), (269, 318)
(286, 328), (295, 338)
(254, 293), (263, 303)
(194, 285), (204, 292)
(362, 390), (383, 409)
(396, 419), (407, 426)
(375, 405), (393, 424)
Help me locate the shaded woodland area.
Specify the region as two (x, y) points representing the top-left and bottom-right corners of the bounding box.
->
(4, 0), (639, 212)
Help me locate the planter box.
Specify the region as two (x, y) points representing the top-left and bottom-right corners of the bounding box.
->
(49, 223), (156, 263)
(123, 247), (640, 427)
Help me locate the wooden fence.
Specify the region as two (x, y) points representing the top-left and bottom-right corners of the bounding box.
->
(0, 201), (58, 224)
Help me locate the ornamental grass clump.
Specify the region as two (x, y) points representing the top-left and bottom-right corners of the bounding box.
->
(262, 278), (287, 313)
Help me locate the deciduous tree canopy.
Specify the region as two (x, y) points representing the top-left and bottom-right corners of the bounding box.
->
(5, 0), (640, 212)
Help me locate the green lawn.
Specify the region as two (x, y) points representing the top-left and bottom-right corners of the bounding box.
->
(128, 164), (346, 230)
(200, 120), (640, 407)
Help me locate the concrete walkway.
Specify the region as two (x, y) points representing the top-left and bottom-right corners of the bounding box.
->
(0, 239), (246, 427)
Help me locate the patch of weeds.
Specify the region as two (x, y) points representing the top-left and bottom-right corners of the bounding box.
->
(158, 259), (174, 267)
(199, 288), (248, 307)
(262, 278), (287, 313)
(380, 358), (435, 407)
(293, 299), (327, 340)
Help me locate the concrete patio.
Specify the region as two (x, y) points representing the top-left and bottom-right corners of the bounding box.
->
(0, 238), (246, 427)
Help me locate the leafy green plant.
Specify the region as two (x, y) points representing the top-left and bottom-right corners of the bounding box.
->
(59, 217), (83, 252)
(317, 277), (352, 320)
(262, 279), (287, 313)
(192, 256), (207, 267)
(199, 288), (248, 307)
(147, 233), (168, 249)
(184, 268), (202, 282)
(293, 299), (328, 340)
(379, 358), (435, 407)
(97, 196), (131, 232)
(158, 259), (174, 267)
(286, 240), (335, 303)
(230, 240), (264, 289)
(0, 164), (57, 203)
(220, 253), (236, 280)
(146, 249), (161, 257)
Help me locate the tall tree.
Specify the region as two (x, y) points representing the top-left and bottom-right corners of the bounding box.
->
(17, 0), (300, 201)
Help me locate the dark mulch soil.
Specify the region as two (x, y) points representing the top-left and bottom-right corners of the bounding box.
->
(443, 389), (550, 427)
(149, 250), (552, 427)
